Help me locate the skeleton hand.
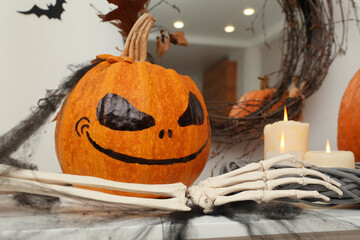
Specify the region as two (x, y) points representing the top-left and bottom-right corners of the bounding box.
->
(188, 154), (343, 213)
(0, 154), (342, 213)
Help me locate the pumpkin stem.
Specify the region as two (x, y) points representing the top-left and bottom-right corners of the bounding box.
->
(258, 75), (270, 90)
(120, 13), (156, 62)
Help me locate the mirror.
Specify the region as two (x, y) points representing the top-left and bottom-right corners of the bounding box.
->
(146, 0), (285, 99)
(146, 0), (349, 152)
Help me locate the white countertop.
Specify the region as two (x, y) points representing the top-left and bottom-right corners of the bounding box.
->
(1, 195), (360, 240)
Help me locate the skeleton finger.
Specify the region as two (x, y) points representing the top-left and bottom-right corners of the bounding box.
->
(204, 154), (314, 185)
(201, 167), (341, 190)
(214, 177), (342, 197)
(265, 177), (343, 196)
(214, 189), (330, 207)
(265, 168), (341, 187)
(212, 154), (297, 180)
(200, 171), (266, 188)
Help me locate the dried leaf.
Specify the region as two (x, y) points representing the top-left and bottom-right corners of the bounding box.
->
(156, 36), (162, 57)
(156, 33), (171, 58)
(97, 1), (188, 57)
(162, 35), (171, 56)
(169, 31), (188, 46)
(99, 0), (150, 38)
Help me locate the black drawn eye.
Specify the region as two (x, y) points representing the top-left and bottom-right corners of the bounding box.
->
(178, 92), (205, 127)
(96, 93), (155, 131)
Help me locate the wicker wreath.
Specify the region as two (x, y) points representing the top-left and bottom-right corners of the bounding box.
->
(221, 161), (360, 207)
(209, 0), (357, 153)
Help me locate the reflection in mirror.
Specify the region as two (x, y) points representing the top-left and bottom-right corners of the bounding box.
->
(147, 0), (285, 104)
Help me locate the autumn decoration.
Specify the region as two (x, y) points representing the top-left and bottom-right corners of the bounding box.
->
(55, 14), (210, 197)
(338, 69), (360, 162)
(229, 76), (302, 120)
(229, 76), (278, 118)
(96, 0), (188, 58)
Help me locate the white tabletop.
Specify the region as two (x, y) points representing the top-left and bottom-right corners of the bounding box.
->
(1, 195), (360, 240)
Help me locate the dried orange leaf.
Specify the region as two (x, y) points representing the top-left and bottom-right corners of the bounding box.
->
(162, 35), (171, 55)
(156, 36), (162, 57)
(170, 31), (188, 46)
(99, 0), (150, 38)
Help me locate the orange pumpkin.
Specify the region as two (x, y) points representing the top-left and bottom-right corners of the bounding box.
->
(337, 69), (360, 162)
(229, 76), (284, 118)
(228, 76), (306, 120)
(55, 14), (211, 197)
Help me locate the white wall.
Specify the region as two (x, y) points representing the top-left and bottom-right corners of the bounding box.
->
(0, 0), (123, 171)
(303, 16), (360, 151)
(229, 36), (282, 98)
(240, 47), (262, 96)
(188, 71), (203, 93)
(229, 47), (262, 98)
(260, 38), (282, 87)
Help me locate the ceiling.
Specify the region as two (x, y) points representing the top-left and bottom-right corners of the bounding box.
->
(146, 0), (285, 77)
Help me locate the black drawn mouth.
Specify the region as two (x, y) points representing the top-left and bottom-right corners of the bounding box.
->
(85, 131), (210, 165)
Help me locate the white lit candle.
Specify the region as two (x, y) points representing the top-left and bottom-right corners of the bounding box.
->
(264, 107), (309, 161)
(304, 140), (355, 168)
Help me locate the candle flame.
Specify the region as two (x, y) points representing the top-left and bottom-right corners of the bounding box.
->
(280, 130), (285, 153)
(284, 107), (288, 122)
(326, 139), (331, 153)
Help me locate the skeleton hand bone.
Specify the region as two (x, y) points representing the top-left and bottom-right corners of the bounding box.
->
(0, 154), (342, 213)
(188, 154), (342, 213)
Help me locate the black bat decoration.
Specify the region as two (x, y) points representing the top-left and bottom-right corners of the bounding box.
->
(18, 0), (67, 20)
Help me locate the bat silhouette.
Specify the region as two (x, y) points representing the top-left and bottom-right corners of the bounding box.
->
(18, 0), (67, 20)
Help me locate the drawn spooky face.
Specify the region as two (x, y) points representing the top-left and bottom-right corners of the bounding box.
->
(55, 58), (211, 196)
